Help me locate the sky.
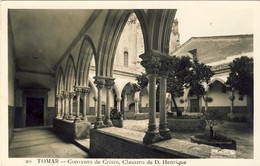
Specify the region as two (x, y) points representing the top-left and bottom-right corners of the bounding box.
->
(175, 7), (254, 44)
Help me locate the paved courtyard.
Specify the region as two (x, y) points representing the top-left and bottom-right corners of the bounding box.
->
(123, 119), (253, 159)
(9, 119), (253, 159)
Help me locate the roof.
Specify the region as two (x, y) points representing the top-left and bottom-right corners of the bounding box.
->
(172, 34), (253, 64)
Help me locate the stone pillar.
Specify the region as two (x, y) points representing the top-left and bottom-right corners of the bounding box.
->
(62, 91), (70, 120)
(116, 98), (121, 112)
(61, 94), (64, 117)
(229, 87), (235, 117)
(68, 92), (75, 120)
(94, 76), (106, 129)
(203, 94), (209, 113)
(93, 96), (98, 116)
(134, 98), (140, 114)
(140, 52), (163, 144)
(159, 66), (172, 140)
(104, 78), (115, 127)
(56, 94), (63, 118)
(74, 86), (82, 123)
(134, 92), (140, 114)
(82, 87), (91, 122)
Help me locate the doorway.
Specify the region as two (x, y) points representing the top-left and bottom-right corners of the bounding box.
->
(190, 99), (200, 113)
(26, 98), (44, 127)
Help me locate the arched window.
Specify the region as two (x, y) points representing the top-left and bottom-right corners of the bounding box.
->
(124, 51), (129, 67)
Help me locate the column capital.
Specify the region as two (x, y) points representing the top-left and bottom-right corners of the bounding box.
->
(56, 94), (63, 99)
(93, 76), (106, 89)
(140, 50), (171, 75)
(105, 78), (115, 90)
(159, 58), (171, 77)
(74, 86), (82, 96)
(68, 92), (75, 99)
(82, 87), (91, 94)
(62, 91), (70, 98)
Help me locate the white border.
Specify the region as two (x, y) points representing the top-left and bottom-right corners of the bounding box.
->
(1, 1), (260, 166)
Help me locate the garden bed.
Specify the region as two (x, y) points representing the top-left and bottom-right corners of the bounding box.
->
(190, 133), (236, 150)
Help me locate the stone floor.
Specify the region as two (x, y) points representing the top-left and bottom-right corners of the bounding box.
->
(9, 126), (89, 158)
(9, 119), (253, 159)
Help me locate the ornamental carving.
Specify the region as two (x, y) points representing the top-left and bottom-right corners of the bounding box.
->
(62, 91), (70, 98)
(69, 92), (75, 99)
(159, 59), (170, 77)
(74, 86), (82, 96)
(82, 87), (91, 94)
(140, 56), (161, 74)
(94, 76), (105, 89)
(105, 78), (115, 90)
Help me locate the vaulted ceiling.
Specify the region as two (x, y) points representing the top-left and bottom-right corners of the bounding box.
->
(9, 9), (96, 74)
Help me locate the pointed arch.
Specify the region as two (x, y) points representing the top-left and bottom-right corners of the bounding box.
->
(64, 54), (76, 91)
(56, 66), (64, 94)
(146, 9), (177, 53)
(88, 77), (97, 97)
(76, 35), (97, 87)
(206, 78), (226, 92)
(133, 9), (149, 52)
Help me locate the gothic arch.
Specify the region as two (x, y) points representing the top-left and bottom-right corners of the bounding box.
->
(146, 10), (177, 54)
(206, 78), (226, 92)
(64, 54), (76, 91)
(97, 10), (148, 78)
(56, 66), (64, 94)
(76, 35), (96, 87)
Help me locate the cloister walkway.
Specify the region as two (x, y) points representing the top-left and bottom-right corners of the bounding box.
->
(9, 126), (88, 158)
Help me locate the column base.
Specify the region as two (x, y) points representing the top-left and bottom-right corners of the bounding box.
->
(63, 114), (69, 120)
(81, 116), (90, 122)
(159, 129), (172, 140)
(68, 115), (74, 121)
(94, 120), (106, 129)
(74, 116), (81, 123)
(143, 131), (163, 144)
(104, 120), (113, 127)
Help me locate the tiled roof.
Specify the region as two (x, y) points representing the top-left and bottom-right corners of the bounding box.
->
(173, 34), (253, 64)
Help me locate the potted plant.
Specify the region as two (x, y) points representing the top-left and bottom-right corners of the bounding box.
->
(110, 107), (123, 128)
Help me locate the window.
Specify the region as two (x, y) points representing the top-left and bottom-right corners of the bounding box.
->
(124, 51), (128, 67)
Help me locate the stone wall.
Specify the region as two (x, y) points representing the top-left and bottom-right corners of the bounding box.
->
(8, 106), (15, 144)
(167, 119), (206, 132)
(89, 128), (200, 158)
(89, 127), (234, 158)
(53, 118), (91, 140)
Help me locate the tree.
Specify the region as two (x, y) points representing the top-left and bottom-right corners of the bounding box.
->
(225, 56), (253, 127)
(135, 56), (214, 117)
(188, 59), (214, 99)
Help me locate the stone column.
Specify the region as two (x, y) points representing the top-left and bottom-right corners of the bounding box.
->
(56, 94), (63, 118)
(204, 94), (209, 113)
(159, 65), (172, 140)
(68, 92), (75, 120)
(134, 92), (140, 114)
(93, 96), (98, 116)
(62, 91), (70, 120)
(61, 94), (64, 117)
(81, 87), (91, 122)
(104, 78), (115, 127)
(229, 87), (235, 117)
(74, 86), (82, 123)
(94, 76), (106, 129)
(116, 98), (121, 112)
(134, 98), (140, 114)
(140, 52), (163, 144)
